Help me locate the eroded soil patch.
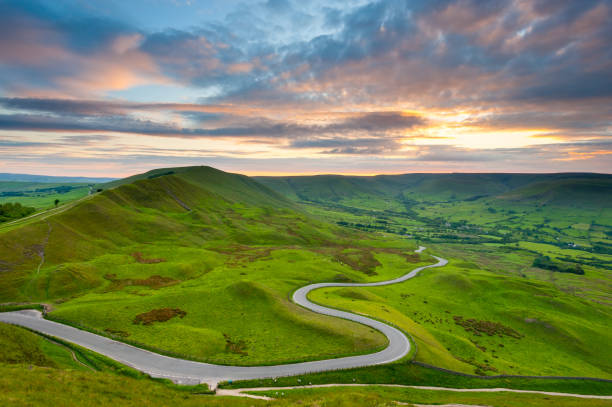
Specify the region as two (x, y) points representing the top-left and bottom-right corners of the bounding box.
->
(133, 308), (186, 325)
(104, 328), (130, 338)
(453, 316), (522, 339)
(132, 252), (166, 264)
(104, 273), (178, 291)
(223, 334), (248, 355)
(334, 249), (381, 276)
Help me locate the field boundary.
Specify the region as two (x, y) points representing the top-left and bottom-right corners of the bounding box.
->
(411, 361), (612, 383)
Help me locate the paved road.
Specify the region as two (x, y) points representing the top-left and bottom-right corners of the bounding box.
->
(0, 247), (447, 388)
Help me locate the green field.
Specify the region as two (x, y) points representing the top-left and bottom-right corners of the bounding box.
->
(0, 181), (92, 210)
(2, 321), (608, 406)
(0, 167), (610, 405)
(2, 363), (609, 407)
(2, 167), (433, 365)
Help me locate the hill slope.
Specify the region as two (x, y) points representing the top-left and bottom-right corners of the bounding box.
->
(0, 167), (610, 377)
(0, 166), (338, 299)
(0, 166), (393, 366)
(256, 173), (612, 206)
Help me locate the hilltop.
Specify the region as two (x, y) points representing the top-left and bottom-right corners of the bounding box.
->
(0, 166), (609, 380)
(0, 166), (342, 300)
(0, 166), (391, 366)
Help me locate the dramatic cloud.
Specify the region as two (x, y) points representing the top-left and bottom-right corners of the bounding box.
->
(0, 0), (610, 175)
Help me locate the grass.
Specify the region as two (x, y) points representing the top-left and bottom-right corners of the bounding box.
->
(46, 247), (394, 365)
(251, 385), (612, 406)
(308, 252), (611, 377)
(2, 167), (426, 365)
(0, 362), (609, 406)
(0, 181), (91, 210)
(222, 361), (612, 396)
(254, 171), (612, 379)
(0, 166), (609, 396)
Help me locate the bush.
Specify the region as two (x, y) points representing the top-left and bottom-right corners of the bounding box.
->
(0, 202), (35, 222)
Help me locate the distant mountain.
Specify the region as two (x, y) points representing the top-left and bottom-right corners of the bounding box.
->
(0, 173), (116, 183)
(256, 173), (612, 207)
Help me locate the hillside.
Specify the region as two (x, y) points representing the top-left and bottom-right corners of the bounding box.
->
(498, 177), (612, 208)
(0, 166), (610, 378)
(256, 173), (612, 206)
(257, 173), (612, 249)
(0, 166), (394, 366)
(0, 166), (338, 299)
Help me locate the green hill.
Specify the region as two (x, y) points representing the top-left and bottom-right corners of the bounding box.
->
(0, 166), (392, 366)
(498, 177), (612, 208)
(0, 166), (342, 299)
(0, 167), (610, 378)
(256, 173), (612, 205)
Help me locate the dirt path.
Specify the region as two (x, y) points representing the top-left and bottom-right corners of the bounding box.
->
(35, 221), (52, 274)
(216, 383), (612, 400)
(43, 337), (95, 371)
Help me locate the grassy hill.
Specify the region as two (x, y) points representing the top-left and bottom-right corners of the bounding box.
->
(255, 172), (612, 378)
(258, 173), (612, 248)
(0, 166), (610, 379)
(498, 177), (612, 208)
(256, 173), (612, 205)
(0, 166), (403, 365)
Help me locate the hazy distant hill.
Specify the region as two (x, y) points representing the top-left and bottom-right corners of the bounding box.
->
(256, 173), (612, 208)
(0, 173), (115, 183)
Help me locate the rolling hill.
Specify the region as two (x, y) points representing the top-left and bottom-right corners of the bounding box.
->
(0, 166), (394, 366)
(0, 166), (610, 380)
(256, 173), (612, 206)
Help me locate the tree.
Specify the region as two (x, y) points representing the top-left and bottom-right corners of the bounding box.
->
(54, 199), (60, 207)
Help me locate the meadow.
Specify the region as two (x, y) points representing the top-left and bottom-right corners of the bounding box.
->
(0, 167), (609, 406)
(2, 361), (609, 407)
(0, 167), (430, 365)
(0, 181), (91, 210)
(255, 172), (612, 378)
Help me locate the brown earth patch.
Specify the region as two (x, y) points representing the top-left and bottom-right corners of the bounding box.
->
(132, 252), (166, 264)
(104, 273), (178, 291)
(133, 308), (186, 325)
(456, 356), (499, 375)
(334, 249), (381, 276)
(453, 316), (522, 339)
(104, 328), (130, 338)
(223, 334), (248, 355)
(211, 245), (273, 266)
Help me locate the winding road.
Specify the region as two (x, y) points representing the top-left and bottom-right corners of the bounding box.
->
(0, 247), (447, 388)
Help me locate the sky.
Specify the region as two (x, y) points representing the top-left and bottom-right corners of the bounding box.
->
(0, 0), (611, 177)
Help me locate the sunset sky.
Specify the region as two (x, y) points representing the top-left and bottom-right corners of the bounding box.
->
(0, 0), (611, 177)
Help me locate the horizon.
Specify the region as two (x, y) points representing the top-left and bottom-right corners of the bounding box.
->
(2, 166), (612, 180)
(1, 0), (611, 176)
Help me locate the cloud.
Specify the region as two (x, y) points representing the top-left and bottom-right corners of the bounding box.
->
(0, 108), (424, 141)
(0, 0), (611, 174)
(0, 1), (166, 96)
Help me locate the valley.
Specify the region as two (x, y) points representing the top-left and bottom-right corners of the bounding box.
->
(0, 167), (610, 406)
